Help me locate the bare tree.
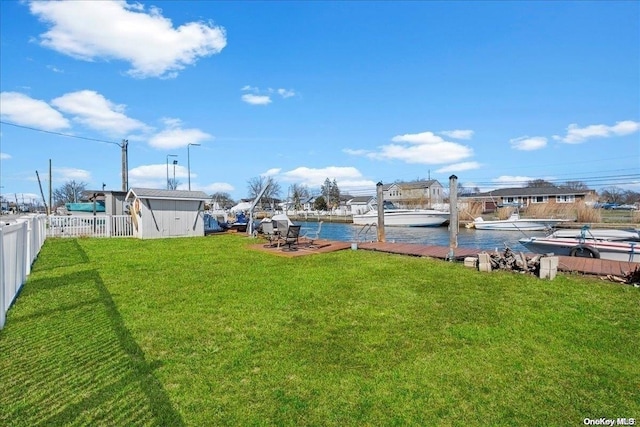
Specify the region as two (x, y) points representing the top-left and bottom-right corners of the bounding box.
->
(289, 184), (310, 210)
(247, 176), (281, 208)
(53, 180), (87, 206)
(167, 178), (181, 190)
(209, 192), (235, 209)
(561, 181), (589, 190)
(599, 186), (625, 203)
(526, 179), (555, 188)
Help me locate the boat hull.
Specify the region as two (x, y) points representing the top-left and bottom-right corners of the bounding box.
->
(352, 210), (449, 227)
(474, 219), (568, 231)
(472, 213), (570, 231)
(519, 237), (640, 263)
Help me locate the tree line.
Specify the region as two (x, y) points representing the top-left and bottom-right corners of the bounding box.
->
(43, 178), (640, 209)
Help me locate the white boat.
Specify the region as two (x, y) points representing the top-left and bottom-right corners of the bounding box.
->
(352, 202), (449, 227)
(471, 213), (571, 231)
(519, 227), (640, 262)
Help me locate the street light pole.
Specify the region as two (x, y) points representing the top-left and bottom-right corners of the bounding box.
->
(187, 143), (201, 191)
(173, 160), (178, 188)
(166, 154), (177, 189)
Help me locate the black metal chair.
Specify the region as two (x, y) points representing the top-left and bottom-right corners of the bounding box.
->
(281, 225), (301, 251)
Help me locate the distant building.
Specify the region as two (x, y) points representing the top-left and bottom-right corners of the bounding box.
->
(381, 180), (445, 209)
(347, 196), (376, 214)
(460, 186), (598, 212)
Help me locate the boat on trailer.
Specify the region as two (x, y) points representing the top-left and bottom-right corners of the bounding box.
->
(519, 227), (640, 262)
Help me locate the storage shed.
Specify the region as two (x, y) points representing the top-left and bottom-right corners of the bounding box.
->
(125, 188), (209, 239)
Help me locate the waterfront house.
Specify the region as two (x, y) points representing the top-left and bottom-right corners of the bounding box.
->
(381, 180), (445, 209)
(460, 186), (598, 212)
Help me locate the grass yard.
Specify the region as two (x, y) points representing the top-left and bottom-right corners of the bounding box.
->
(1, 234), (638, 426)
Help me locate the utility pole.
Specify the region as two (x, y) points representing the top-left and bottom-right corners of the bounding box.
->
(121, 139), (129, 191)
(49, 159), (52, 215)
(376, 181), (385, 242)
(448, 175), (459, 261)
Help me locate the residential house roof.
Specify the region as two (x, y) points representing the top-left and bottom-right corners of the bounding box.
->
(348, 196), (376, 204)
(382, 180), (441, 190)
(466, 186), (593, 198)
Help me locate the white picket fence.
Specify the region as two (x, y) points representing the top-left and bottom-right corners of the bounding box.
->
(1, 214), (47, 329)
(46, 215), (133, 238)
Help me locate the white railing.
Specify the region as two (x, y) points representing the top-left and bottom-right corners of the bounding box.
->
(1, 214), (47, 329)
(46, 215), (133, 238)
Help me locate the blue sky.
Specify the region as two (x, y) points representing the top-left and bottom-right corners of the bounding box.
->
(1, 0), (638, 205)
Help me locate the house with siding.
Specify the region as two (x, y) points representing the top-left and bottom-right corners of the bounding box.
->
(461, 186), (598, 212)
(381, 180), (444, 209)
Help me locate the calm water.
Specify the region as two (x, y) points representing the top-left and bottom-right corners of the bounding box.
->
(297, 221), (548, 254)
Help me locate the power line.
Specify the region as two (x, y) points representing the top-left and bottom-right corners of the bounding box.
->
(0, 120), (122, 146)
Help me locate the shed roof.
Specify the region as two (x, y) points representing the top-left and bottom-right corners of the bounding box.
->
(126, 188), (209, 202)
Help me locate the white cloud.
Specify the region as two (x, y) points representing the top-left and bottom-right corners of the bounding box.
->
(509, 136), (547, 151)
(435, 162), (481, 173)
(349, 131), (474, 165)
(201, 182), (235, 193)
(29, 0), (227, 79)
(51, 90), (148, 136)
(46, 65), (64, 73)
(0, 92), (70, 131)
(553, 120), (640, 144)
(343, 148), (369, 156)
(280, 166), (375, 190)
(128, 163), (189, 188)
(261, 168), (281, 177)
(240, 86), (296, 104)
(148, 118), (212, 149)
(277, 88), (296, 98)
(55, 167), (91, 182)
(241, 94), (272, 105)
(440, 129), (474, 140)
(1, 152), (12, 160)
(391, 131), (445, 145)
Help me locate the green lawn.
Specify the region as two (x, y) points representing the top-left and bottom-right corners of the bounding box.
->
(1, 235), (638, 426)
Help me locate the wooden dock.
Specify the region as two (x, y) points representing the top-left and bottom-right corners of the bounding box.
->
(356, 241), (640, 277)
(251, 237), (639, 277)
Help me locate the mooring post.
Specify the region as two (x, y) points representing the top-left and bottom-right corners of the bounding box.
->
(448, 174), (458, 261)
(376, 181), (385, 242)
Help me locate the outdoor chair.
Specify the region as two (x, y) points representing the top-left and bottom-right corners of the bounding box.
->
(301, 221), (323, 248)
(281, 225), (301, 251)
(261, 221), (280, 247)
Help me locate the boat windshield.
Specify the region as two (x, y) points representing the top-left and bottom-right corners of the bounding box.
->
(369, 201), (398, 211)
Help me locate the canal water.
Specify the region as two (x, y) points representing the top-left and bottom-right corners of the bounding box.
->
(297, 221), (548, 254)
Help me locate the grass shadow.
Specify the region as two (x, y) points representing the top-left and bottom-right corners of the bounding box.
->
(31, 238), (91, 272)
(0, 268), (184, 426)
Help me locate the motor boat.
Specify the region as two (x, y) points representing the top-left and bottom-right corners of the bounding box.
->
(470, 212), (572, 231)
(352, 201), (449, 227)
(519, 227), (640, 262)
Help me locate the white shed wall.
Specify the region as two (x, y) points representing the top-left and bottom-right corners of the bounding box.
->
(137, 198), (204, 239)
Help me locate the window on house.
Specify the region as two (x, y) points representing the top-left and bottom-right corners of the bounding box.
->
(556, 195), (575, 203)
(532, 196), (548, 203)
